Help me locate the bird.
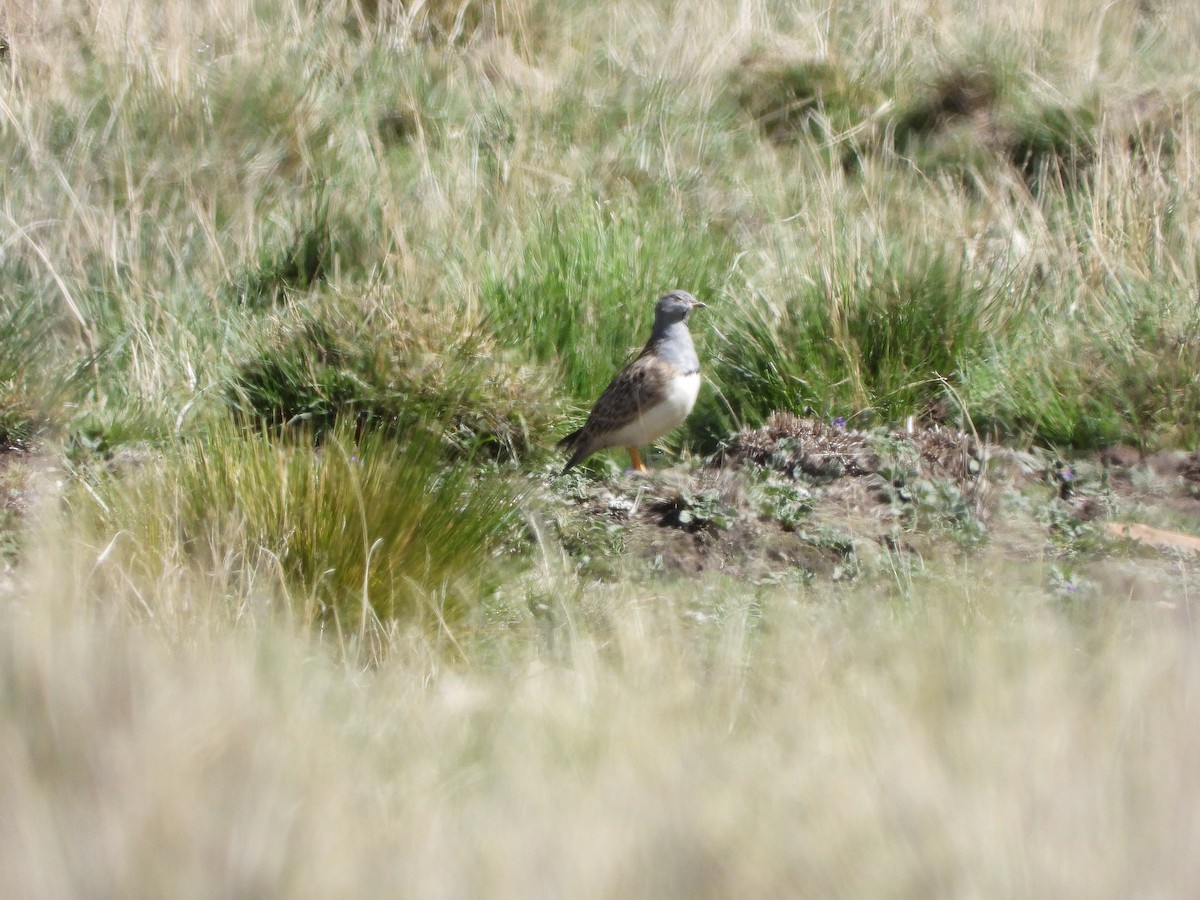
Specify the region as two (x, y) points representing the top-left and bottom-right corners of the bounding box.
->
(559, 290), (706, 474)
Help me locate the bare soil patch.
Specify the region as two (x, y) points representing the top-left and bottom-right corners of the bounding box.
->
(558, 414), (1200, 604)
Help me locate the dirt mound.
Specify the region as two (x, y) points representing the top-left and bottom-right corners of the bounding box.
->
(559, 467), (858, 584)
(556, 415), (994, 585)
(712, 413), (881, 479)
(714, 411), (982, 484)
(555, 414), (1200, 603)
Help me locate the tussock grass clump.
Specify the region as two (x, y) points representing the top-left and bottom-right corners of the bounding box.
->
(228, 301), (557, 460)
(1115, 89), (1185, 161)
(730, 48), (881, 145)
(0, 293), (67, 447)
(1004, 99), (1098, 190)
(964, 283), (1200, 449)
(714, 250), (1017, 432)
(891, 67), (1001, 144)
(230, 194), (377, 310)
(879, 57), (1098, 190)
(964, 341), (1127, 450)
(77, 427), (521, 626)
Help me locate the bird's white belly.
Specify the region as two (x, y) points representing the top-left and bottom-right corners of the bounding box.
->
(603, 372), (701, 448)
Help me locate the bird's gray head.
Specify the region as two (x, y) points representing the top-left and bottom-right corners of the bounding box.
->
(653, 290), (706, 328)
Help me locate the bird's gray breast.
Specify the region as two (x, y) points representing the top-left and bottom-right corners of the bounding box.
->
(650, 322), (700, 374)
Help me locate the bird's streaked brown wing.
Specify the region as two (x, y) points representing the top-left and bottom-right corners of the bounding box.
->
(578, 353), (674, 440)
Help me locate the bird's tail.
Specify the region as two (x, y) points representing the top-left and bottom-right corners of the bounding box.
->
(558, 428), (589, 474)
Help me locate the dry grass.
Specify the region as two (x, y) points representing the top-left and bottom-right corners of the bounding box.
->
(4, 0), (1200, 894)
(3, 538), (1199, 897)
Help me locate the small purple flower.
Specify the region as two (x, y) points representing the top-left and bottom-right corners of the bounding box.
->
(1064, 582), (1078, 593)
(1059, 466), (1074, 482)
(832, 416), (847, 429)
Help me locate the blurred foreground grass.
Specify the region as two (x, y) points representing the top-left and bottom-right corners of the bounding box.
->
(3, 547), (1199, 896)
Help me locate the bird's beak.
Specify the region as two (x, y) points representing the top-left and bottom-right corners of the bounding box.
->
(693, 299), (708, 309)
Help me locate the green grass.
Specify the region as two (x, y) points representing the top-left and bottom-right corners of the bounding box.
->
(228, 191), (375, 310)
(731, 49), (883, 146)
(964, 279), (1200, 449)
(881, 55), (1099, 191)
(0, 291), (68, 446)
(227, 297), (557, 459)
(74, 424), (522, 629)
(713, 248), (1023, 432)
(3, 0), (1200, 891)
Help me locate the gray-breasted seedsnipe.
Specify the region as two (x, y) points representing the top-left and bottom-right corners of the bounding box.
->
(559, 290), (706, 474)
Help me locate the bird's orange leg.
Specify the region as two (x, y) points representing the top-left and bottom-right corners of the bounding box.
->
(628, 447), (647, 473)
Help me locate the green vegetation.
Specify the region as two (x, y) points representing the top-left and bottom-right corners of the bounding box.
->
(715, 248), (1018, 431)
(0, 294), (58, 448)
(732, 50), (883, 145)
(652, 486), (738, 532)
(74, 425), (522, 627)
(753, 477), (815, 530)
(227, 299), (555, 458)
(2, 0), (1200, 893)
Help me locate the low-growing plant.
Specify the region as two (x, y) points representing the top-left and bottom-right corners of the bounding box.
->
(652, 487), (738, 533)
(75, 425), (523, 627)
(713, 248), (1018, 436)
(753, 478), (815, 531)
(1042, 502), (1109, 558)
(730, 50), (881, 145)
(552, 510), (630, 580)
(792, 524), (858, 580)
(891, 477), (988, 550)
(227, 301), (557, 460)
